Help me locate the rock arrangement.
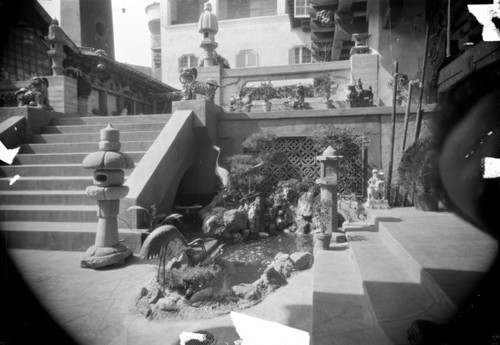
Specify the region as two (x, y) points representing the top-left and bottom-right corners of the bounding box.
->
(200, 184), (319, 244)
(135, 251), (313, 320)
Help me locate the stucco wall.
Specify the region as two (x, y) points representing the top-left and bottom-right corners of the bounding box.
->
(216, 105), (435, 182)
(162, 15), (311, 88)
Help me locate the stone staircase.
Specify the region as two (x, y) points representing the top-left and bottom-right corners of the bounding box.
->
(0, 114), (171, 252)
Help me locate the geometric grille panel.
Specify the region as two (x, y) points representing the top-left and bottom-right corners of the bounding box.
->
(254, 137), (364, 195)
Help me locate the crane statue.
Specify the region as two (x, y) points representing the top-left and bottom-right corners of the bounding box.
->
(214, 145), (230, 189)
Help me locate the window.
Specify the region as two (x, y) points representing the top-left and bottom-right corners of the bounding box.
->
(294, 0), (310, 18)
(290, 46), (312, 64)
(235, 50), (258, 68)
(178, 54), (198, 70)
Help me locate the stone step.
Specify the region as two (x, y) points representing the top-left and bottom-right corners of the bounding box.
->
(0, 176), (93, 190)
(0, 221), (143, 253)
(344, 224), (456, 345)
(0, 163), (133, 177)
(11, 151), (145, 165)
(30, 131), (162, 144)
(312, 247), (391, 345)
(52, 114), (171, 126)
(41, 122), (167, 134)
(20, 141), (154, 154)
(0, 204), (98, 223)
(0, 190), (92, 205)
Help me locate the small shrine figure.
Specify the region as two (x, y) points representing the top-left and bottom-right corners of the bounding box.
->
(365, 169), (390, 209)
(347, 78), (373, 108)
(180, 67), (197, 100)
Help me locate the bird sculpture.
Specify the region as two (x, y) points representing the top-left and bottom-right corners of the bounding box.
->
(214, 145), (230, 189)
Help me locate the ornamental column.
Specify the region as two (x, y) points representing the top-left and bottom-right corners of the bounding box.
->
(81, 125), (135, 269)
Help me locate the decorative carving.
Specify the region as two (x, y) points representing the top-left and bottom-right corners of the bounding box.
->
(15, 76), (53, 110)
(314, 10), (335, 26)
(179, 67), (219, 102)
(347, 78), (373, 107)
(426, 0), (448, 89)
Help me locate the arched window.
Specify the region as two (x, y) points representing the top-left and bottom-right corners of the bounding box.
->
(235, 50), (258, 68)
(289, 46), (312, 64)
(294, 0), (310, 18)
(178, 54), (198, 70)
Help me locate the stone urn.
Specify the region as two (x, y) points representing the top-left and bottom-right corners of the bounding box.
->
(313, 229), (332, 251)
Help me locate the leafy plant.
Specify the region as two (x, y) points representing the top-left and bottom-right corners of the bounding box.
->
(312, 199), (334, 235)
(397, 138), (438, 196)
(162, 263), (221, 296)
(126, 204), (183, 232)
(225, 131), (284, 204)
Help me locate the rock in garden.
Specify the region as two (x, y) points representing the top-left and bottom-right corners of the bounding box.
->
(258, 232), (269, 238)
(136, 296), (152, 318)
(203, 214), (223, 236)
(247, 206), (260, 234)
(263, 266), (287, 287)
(297, 190), (314, 218)
(166, 251), (190, 271)
(155, 296), (180, 312)
(296, 220), (311, 234)
(232, 233), (243, 243)
(223, 208), (248, 233)
(271, 253), (294, 277)
(189, 287), (214, 303)
(232, 283), (260, 300)
(290, 252), (314, 270)
(146, 282), (162, 304)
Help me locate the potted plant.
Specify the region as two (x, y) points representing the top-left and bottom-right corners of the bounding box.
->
(259, 82), (274, 112)
(397, 138), (439, 211)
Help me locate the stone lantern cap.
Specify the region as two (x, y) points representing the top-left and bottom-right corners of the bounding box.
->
(82, 124), (134, 170)
(198, 1), (218, 34)
(317, 146), (343, 161)
(46, 18), (65, 42)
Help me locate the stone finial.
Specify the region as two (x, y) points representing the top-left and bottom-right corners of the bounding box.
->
(198, 1), (219, 67)
(80, 125), (135, 269)
(46, 17), (66, 76)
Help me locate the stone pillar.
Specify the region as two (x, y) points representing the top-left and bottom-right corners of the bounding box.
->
(315, 146), (343, 250)
(45, 19), (66, 76)
(81, 125), (135, 269)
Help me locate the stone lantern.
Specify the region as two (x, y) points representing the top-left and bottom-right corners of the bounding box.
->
(45, 18), (66, 76)
(81, 125), (135, 269)
(198, 1), (219, 66)
(315, 146), (343, 249)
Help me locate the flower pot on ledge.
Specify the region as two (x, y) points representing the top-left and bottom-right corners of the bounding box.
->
(313, 229), (332, 251)
(263, 101), (272, 112)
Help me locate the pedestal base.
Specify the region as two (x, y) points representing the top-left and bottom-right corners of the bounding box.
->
(80, 242), (132, 269)
(364, 199), (390, 210)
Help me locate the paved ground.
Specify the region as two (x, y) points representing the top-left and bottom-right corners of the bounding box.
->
(3, 249), (312, 345)
(1, 207), (497, 345)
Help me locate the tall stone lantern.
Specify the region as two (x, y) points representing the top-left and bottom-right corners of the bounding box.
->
(81, 125), (135, 269)
(315, 146), (343, 250)
(45, 19), (66, 76)
(198, 1), (218, 66)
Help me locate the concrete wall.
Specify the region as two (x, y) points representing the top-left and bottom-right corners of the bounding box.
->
(216, 105), (435, 183)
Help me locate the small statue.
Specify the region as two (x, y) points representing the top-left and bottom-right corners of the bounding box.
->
(229, 85), (252, 112)
(315, 9), (335, 26)
(179, 67), (220, 102)
(347, 78), (373, 108)
(365, 169), (390, 209)
(285, 83), (309, 110)
(15, 76), (53, 110)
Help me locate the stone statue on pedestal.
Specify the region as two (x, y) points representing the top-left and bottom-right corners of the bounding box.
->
(365, 169), (390, 209)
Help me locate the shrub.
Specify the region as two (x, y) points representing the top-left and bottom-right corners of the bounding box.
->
(397, 137), (438, 196)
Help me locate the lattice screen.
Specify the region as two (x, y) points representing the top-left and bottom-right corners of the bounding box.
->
(256, 137), (365, 196)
